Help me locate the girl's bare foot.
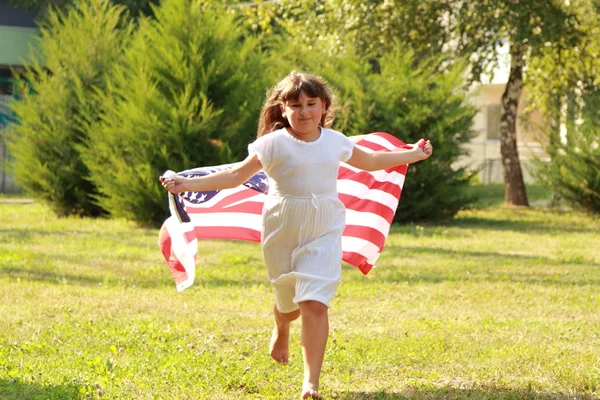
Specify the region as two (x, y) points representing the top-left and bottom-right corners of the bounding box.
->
(269, 325), (290, 365)
(270, 305), (300, 365)
(301, 382), (322, 399)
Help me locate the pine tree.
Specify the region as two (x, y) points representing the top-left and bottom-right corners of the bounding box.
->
(84, 0), (269, 226)
(533, 92), (600, 214)
(361, 50), (477, 222)
(8, 0), (132, 216)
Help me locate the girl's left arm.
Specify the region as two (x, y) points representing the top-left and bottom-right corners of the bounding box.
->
(346, 139), (433, 171)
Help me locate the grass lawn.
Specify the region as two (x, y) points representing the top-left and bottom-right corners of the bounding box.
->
(0, 190), (599, 399)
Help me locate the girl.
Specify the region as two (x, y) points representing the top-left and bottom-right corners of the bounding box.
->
(161, 71), (433, 399)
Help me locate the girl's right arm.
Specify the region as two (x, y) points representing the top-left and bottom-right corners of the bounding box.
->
(160, 153), (263, 194)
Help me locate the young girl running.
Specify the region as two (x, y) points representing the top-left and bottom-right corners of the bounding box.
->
(161, 71), (433, 399)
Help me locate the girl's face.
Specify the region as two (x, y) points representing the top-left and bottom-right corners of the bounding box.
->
(281, 91), (326, 137)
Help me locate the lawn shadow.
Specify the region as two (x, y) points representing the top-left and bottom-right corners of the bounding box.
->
(1, 265), (266, 290)
(332, 386), (596, 399)
(0, 378), (83, 400)
(193, 277), (267, 288)
(446, 215), (596, 235)
(367, 246), (600, 287)
(0, 264), (114, 285)
(0, 227), (156, 244)
(390, 216), (597, 238)
(385, 245), (599, 267)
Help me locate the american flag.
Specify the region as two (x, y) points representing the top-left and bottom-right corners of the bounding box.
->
(158, 132), (412, 292)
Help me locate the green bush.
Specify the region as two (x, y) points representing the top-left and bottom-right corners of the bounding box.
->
(84, 0), (270, 226)
(533, 124), (600, 214)
(8, 0), (131, 217)
(362, 50), (478, 222)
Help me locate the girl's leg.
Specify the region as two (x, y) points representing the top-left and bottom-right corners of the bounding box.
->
(298, 300), (328, 399)
(270, 304), (300, 365)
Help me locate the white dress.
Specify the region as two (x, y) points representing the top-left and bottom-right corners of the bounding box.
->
(248, 127), (354, 313)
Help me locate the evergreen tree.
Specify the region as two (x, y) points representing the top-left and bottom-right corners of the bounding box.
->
(8, 0), (132, 216)
(533, 90), (600, 214)
(361, 50), (477, 222)
(84, 0), (269, 226)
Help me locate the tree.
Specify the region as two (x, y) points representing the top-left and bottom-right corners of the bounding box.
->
(243, 0), (599, 207)
(235, 0), (453, 62)
(8, 0), (132, 216)
(83, 0), (270, 226)
(528, 24), (600, 213)
(526, 1), (600, 140)
(362, 51), (478, 222)
(443, 0), (599, 206)
(532, 104), (600, 213)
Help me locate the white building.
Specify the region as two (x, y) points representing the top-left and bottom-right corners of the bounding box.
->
(462, 43), (548, 184)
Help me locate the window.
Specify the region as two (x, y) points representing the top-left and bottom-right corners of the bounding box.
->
(0, 78), (13, 96)
(486, 104), (501, 140)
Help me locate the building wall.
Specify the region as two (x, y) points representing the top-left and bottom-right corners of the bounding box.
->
(0, 0), (39, 193)
(0, 25), (38, 67)
(0, 0), (37, 27)
(460, 83), (549, 184)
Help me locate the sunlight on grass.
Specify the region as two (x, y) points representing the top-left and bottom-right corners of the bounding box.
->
(467, 183), (553, 208)
(1, 193), (599, 399)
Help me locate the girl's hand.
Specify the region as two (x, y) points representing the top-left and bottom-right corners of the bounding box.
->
(160, 174), (187, 194)
(414, 138), (433, 161)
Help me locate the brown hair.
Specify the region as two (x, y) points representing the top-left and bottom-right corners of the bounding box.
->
(256, 71), (336, 137)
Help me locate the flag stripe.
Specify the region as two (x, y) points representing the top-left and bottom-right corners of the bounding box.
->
(186, 226), (261, 243)
(342, 251), (375, 274)
(338, 170), (402, 198)
(338, 180), (401, 210)
(343, 225), (386, 249)
(345, 208), (397, 237)
(342, 236), (382, 261)
(187, 213), (263, 231)
(362, 132), (407, 149)
(341, 162), (407, 183)
(338, 193), (395, 224)
(186, 200), (264, 215)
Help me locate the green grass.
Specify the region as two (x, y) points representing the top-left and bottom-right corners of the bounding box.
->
(466, 183), (554, 208)
(1, 194), (599, 399)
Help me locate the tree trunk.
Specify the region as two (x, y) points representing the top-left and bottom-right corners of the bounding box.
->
(500, 43), (529, 206)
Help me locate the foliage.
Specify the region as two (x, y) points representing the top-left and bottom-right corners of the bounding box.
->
(247, 0), (600, 211)
(83, 0), (269, 226)
(445, 0), (586, 83)
(9, 0), (160, 18)
(7, 0), (132, 217)
(244, 0), (600, 207)
(238, 0), (599, 81)
(1, 201), (600, 399)
(234, 0), (453, 62)
(362, 51), (478, 222)
(533, 102), (600, 214)
(525, 2), (600, 168)
(443, 0), (600, 206)
(465, 183), (552, 209)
